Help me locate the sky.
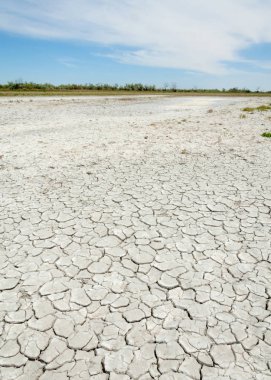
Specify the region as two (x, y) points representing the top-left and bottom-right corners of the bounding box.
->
(1, 0), (271, 90)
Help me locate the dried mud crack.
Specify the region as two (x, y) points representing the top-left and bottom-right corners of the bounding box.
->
(0, 95), (270, 379)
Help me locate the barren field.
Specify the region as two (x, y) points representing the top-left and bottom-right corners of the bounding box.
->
(0, 96), (271, 380)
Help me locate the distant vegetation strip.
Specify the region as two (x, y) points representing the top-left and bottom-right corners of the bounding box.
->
(1, 82), (271, 96)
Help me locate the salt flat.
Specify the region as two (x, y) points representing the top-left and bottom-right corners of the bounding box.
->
(0, 96), (270, 379)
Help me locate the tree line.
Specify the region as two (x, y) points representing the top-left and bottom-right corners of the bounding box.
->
(0, 81), (269, 93)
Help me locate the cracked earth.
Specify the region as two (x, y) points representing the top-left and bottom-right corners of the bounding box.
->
(0, 95), (271, 380)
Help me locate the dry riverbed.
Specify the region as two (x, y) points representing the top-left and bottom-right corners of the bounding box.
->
(0, 96), (271, 379)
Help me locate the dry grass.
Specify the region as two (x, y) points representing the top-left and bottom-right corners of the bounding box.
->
(242, 105), (271, 112)
(1, 90), (271, 98)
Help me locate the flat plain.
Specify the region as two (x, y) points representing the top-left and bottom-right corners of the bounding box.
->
(0, 95), (271, 379)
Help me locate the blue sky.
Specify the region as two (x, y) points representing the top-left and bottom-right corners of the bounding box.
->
(1, 0), (271, 90)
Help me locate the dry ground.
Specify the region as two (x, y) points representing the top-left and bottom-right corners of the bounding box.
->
(0, 96), (271, 379)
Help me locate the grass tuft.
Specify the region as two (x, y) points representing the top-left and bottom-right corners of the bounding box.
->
(242, 105), (271, 112)
(261, 132), (271, 138)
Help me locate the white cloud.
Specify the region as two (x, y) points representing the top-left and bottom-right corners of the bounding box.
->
(1, 0), (271, 74)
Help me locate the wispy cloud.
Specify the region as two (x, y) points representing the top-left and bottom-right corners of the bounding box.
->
(57, 57), (80, 68)
(1, 0), (271, 74)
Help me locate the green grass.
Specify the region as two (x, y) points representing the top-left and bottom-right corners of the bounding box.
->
(262, 132), (271, 138)
(242, 105), (271, 112)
